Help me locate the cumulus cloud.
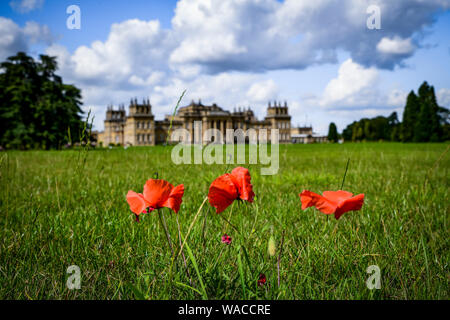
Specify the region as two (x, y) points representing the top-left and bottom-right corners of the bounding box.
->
(128, 72), (166, 87)
(70, 19), (174, 85)
(305, 59), (407, 111)
(42, 0), (450, 87)
(168, 0), (450, 72)
(321, 59), (379, 108)
(437, 88), (450, 108)
(246, 80), (278, 103)
(10, 0), (44, 13)
(377, 36), (416, 55)
(0, 17), (53, 61)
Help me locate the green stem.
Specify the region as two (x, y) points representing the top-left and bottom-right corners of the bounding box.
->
(158, 210), (174, 257)
(219, 212), (239, 233)
(168, 196), (208, 282)
(202, 205), (208, 249)
(176, 215), (192, 285)
(340, 158), (350, 190)
(277, 229), (286, 288)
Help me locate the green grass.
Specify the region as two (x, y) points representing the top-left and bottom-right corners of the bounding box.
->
(0, 143), (448, 299)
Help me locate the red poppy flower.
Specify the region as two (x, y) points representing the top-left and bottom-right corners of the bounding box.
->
(299, 190), (364, 220)
(258, 273), (266, 286)
(126, 179), (184, 221)
(208, 167), (255, 214)
(221, 234), (232, 245)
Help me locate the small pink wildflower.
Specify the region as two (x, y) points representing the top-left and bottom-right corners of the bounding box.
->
(221, 234), (232, 245)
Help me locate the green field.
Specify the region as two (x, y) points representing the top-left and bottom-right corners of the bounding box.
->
(0, 143), (448, 299)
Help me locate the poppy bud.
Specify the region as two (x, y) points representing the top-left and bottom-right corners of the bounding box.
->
(268, 235), (276, 257)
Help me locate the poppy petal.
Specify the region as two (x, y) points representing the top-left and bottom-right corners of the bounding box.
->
(208, 174), (238, 214)
(299, 190), (337, 214)
(143, 179), (174, 209)
(161, 184), (184, 213)
(126, 190), (146, 215)
(230, 167), (255, 202)
(322, 190), (354, 203)
(335, 193), (365, 220)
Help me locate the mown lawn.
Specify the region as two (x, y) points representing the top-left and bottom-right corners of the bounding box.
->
(0, 143), (448, 299)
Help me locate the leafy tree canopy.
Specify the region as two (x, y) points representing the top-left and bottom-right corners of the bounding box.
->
(0, 52), (85, 149)
(327, 122), (339, 143)
(343, 81), (448, 143)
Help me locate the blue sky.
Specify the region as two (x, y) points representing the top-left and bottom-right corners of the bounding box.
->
(1, 0), (449, 134)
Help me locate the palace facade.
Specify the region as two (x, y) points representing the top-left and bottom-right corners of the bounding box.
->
(97, 98), (293, 146)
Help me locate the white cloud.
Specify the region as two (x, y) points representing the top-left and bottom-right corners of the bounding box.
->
(10, 0), (44, 13)
(437, 88), (450, 108)
(69, 19), (173, 83)
(321, 59), (379, 107)
(41, 0), (450, 88)
(22, 21), (53, 44)
(246, 80), (278, 103)
(167, 0), (450, 72)
(387, 89), (408, 107)
(305, 59), (407, 112)
(377, 36), (416, 55)
(128, 72), (165, 87)
(0, 17), (53, 61)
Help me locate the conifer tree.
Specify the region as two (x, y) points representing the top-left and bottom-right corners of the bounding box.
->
(415, 82), (442, 142)
(401, 90), (419, 142)
(327, 122), (338, 143)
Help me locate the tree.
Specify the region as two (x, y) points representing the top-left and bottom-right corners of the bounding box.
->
(342, 81), (448, 143)
(342, 122), (354, 141)
(0, 52), (85, 149)
(387, 112), (400, 141)
(401, 91), (419, 142)
(341, 112), (401, 142)
(414, 82), (442, 142)
(327, 122), (338, 143)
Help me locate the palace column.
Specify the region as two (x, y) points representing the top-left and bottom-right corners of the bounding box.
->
(190, 120), (194, 144)
(226, 120), (232, 144)
(202, 117), (208, 145)
(220, 120), (225, 143)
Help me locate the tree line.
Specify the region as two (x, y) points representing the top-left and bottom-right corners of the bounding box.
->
(328, 81), (449, 142)
(1, 52), (448, 149)
(0, 52), (86, 150)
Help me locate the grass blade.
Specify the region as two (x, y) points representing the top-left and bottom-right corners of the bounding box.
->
(181, 232), (208, 300)
(175, 281), (203, 297)
(237, 248), (247, 299)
